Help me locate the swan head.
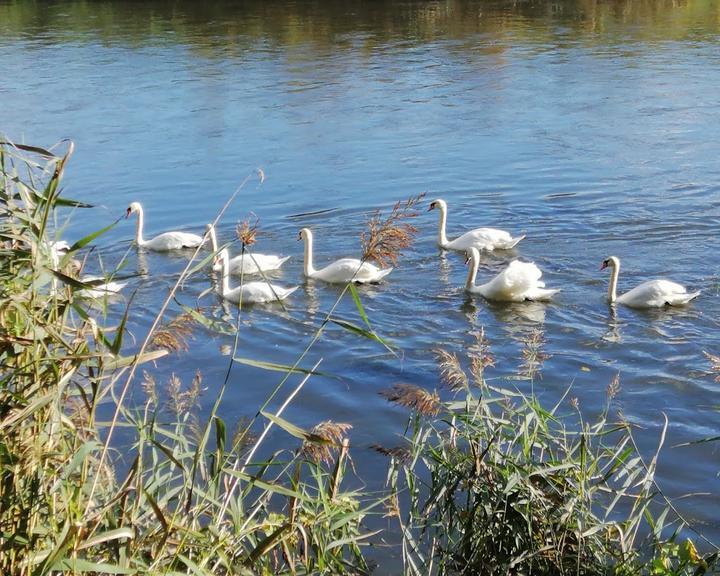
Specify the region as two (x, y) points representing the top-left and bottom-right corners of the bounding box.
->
(464, 246), (480, 266)
(600, 256), (620, 271)
(126, 201), (142, 218)
(298, 227), (312, 241)
(213, 247), (229, 268)
(428, 198), (447, 212)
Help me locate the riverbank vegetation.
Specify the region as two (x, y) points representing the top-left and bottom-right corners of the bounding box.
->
(1, 140), (718, 574)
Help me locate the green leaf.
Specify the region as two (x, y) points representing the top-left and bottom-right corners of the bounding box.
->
(78, 527), (134, 549)
(348, 283), (371, 328)
(57, 559), (137, 574)
(233, 356), (333, 378)
(329, 318), (395, 353)
(260, 411), (312, 442)
(69, 219), (119, 252)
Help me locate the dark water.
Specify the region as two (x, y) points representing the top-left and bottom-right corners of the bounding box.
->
(3, 0), (720, 560)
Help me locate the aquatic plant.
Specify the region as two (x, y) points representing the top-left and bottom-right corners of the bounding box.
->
(0, 139), (375, 575)
(378, 331), (719, 575)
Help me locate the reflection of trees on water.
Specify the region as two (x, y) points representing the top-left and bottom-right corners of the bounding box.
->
(1, 0), (716, 53)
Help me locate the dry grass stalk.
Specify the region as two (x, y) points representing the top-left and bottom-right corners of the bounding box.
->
(236, 216), (259, 248)
(520, 329), (549, 380)
(301, 421), (352, 464)
(231, 417), (257, 456)
(361, 193), (425, 267)
(607, 373), (621, 401)
(434, 349), (469, 392)
(469, 329), (494, 386)
(150, 311), (197, 353)
(141, 370), (158, 406)
(380, 383), (440, 416)
(166, 371), (204, 416)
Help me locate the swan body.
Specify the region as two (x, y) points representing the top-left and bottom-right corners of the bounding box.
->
(216, 249), (298, 304)
(206, 223), (290, 275)
(601, 256), (699, 308)
(465, 247), (559, 302)
(77, 275), (127, 298)
(299, 228), (393, 284)
(126, 202), (205, 251)
(429, 198), (524, 252)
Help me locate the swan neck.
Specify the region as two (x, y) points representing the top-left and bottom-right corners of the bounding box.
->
(209, 225), (218, 252)
(437, 204), (449, 247)
(303, 232), (315, 276)
(134, 206), (145, 246)
(465, 254), (479, 290)
(220, 252), (231, 296)
(608, 261), (619, 303)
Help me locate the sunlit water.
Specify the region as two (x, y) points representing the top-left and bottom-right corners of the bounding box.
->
(3, 0), (720, 562)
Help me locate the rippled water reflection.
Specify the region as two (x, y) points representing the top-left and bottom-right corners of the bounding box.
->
(2, 0), (720, 555)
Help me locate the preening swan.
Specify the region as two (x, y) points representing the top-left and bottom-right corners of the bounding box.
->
(299, 227), (393, 284)
(464, 247), (559, 302)
(601, 256), (699, 308)
(429, 198), (525, 252)
(126, 202), (205, 251)
(215, 248), (298, 304)
(206, 223), (289, 275)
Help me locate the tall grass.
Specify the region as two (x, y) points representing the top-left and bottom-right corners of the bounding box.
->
(1, 138), (717, 575)
(0, 140), (377, 575)
(378, 330), (719, 575)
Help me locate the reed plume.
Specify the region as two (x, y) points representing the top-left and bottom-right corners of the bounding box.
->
(301, 421), (352, 464)
(150, 310), (197, 353)
(380, 383), (440, 416)
(236, 216), (259, 248)
(434, 349), (469, 392)
(361, 193), (425, 267)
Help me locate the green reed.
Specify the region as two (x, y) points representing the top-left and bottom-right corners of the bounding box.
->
(378, 330), (719, 575)
(0, 140), (375, 575)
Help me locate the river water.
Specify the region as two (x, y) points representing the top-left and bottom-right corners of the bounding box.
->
(2, 0), (720, 561)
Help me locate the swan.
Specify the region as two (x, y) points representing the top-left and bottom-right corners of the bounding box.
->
(601, 256), (699, 308)
(464, 247), (559, 302)
(48, 246), (126, 298)
(206, 223), (290, 275)
(215, 248), (298, 304)
(126, 202), (205, 251)
(299, 227), (393, 284)
(429, 198), (525, 252)
(76, 276), (127, 299)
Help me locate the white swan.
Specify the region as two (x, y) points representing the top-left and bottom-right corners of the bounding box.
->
(601, 256), (699, 308)
(77, 276), (127, 299)
(299, 227), (393, 284)
(216, 248), (298, 304)
(126, 202), (205, 251)
(206, 223), (289, 275)
(464, 247), (559, 302)
(48, 246), (126, 298)
(429, 198), (525, 252)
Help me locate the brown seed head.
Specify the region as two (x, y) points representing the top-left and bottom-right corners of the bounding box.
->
(236, 216), (259, 247)
(379, 383), (440, 416)
(434, 349), (469, 392)
(301, 421), (352, 464)
(361, 193), (425, 267)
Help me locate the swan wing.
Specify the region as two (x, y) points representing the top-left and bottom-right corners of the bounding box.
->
(220, 253), (290, 275)
(618, 279), (699, 308)
(232, 282), (298, 303)
(448, 228), (524, 251)
(146, 231), (205, 251)
(479, 260), (545, 301)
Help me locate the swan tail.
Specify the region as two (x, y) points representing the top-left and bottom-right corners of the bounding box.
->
(502, 234), (526, 249)
(527, 287), (560, 301)
(279, 285), (300, 300)
(356, 267), (393, 283)
(278, 255), (292, 267)
(668, 290), (700, 306)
